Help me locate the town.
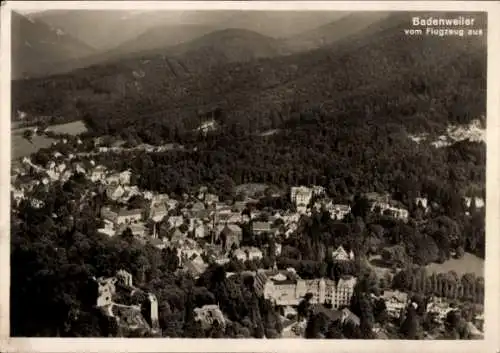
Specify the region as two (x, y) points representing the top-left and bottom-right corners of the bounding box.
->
(11, 128), (485, 339)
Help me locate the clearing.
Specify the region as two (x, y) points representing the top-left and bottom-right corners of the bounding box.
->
(425, 252), (484, 277)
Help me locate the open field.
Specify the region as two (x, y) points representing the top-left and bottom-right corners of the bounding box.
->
(425, 252), (484, 277)
(49, 120), (87, 135)
(368, 252), (484, 278)
(11, 120), (88, 161)
(12, 133), (55, 161)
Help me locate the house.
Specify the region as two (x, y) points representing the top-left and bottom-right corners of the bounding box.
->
(232, 201), (247, 213)
(116, 208), (143, 225)
(194, 223), (209, 239)
(60, 170), (73, 182)
(252, 221), (272, 235)
(220, 224), (243, 251)
(74, 163), (86, 175)
(166, 199), (179, 211)
(233, 249), (248, 262)
(467, 322), (484, 339)
(241, 246), (263, 261)
(194, 305), (226, 331)
(415, 197), (429, 211)
(275, 243), (283, 256)
(216, 211), (241, 225)
(335, 277), (357, 308)
(178, 246), (204, 264)
(311, 185), (326, 197)
(30, 198), (45, 209)
(117, 222), (146, 238)
(119, 186), (141, 203)
(284, 222), (298, 238)
(332, 246), (354, 262)
(149, 237), (168, 250)
(371, 201), (409, 222)
(328, 204), (351, 220)
(101, 207), (118, 224)
(204, 193), (219, 205)
(191, 201), (206, 212)
(11, 187), (25, 206)
(149, 203), (168, 223)
(91, 166), (107, 183)
(291, 186), (313, 213)
(168, 215), (184, 228)
(170, 228), (186, 244)
(382, 290), (409, 319)
(119, 170), (132, 185)
(56, 163), (67, 174)
(463, 196), (485, 209)
(105, 173), (121, 185)
(183, 256), (208, 278)
(214, 256), (230, 266)
(426, 302), (456, 323)
(98, 220), (117, 237)
(46, 161), (56, 170)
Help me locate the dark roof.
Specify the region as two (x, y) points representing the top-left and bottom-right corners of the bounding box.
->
(252, 221), (272, 232)
(118, 208), (143, 217)
(253, 272), (268, 295)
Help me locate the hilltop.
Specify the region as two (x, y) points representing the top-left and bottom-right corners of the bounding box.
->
(284, 11), (391, 52)
(11, 12), (97, 79)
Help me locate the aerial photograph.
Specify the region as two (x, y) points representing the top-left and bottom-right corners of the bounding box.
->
(9, 7), (486, 340)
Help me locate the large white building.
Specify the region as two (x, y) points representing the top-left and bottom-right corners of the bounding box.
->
(263, 275), (357, 309)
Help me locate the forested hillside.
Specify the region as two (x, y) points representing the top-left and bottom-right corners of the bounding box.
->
(13, 12), (486, 136)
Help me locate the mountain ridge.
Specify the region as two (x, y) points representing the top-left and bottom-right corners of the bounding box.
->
(11, 11), (97, 79)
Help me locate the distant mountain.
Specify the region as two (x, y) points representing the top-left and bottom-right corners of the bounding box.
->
(284, 11), (391, 52)
(11, 12), (96, 80)
(12, 27), (288, 81)
(104, 24), (219, 59)
(165, 28), (289, 67)
(30, 10), (165, 52)
(13, 12), (487, 136)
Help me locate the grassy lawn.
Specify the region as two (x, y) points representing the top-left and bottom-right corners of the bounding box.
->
(12, 133), (55, 160)
(11, 120), (88, 161)
(425, 252), (484, 277)
(368, 252), (484, 278)
(49, 120), (88, 135)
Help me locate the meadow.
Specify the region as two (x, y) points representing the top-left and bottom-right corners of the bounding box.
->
(11, 120), (87, 161)
(425, 252), (484, 277)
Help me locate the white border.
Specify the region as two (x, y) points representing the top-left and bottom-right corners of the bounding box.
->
(1, 1), (499, 353)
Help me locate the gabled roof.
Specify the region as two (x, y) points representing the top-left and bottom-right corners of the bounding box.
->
(221, 224), (242, 235)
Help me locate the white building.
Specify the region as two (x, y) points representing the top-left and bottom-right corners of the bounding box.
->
(332, 246), (354, 262)
(291, 186), (313, 214)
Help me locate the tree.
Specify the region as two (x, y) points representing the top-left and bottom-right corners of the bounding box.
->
(23, 129), (34, 141)
(400, 305), (420, 339)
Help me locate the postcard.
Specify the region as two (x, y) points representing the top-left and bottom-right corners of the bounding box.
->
(1, 1), (499, 353)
